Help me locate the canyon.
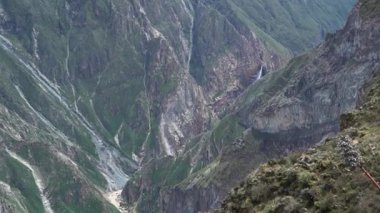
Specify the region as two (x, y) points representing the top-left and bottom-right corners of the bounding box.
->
(0, 0), (363, 212)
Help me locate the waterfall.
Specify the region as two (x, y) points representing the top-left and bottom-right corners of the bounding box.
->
(257, 65), (263, 80)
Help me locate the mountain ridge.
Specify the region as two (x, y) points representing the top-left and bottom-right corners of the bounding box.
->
(0, 0), (356, 212)
(125, 0), (380, 212)
(217, 70), (380, 212)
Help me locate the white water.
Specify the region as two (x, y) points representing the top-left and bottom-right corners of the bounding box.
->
(256, 65), (263, 80)
(6, 150), (54, 213)
(0, 34), (131, 191)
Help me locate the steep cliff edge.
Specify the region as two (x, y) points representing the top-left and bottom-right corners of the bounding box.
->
(217, 71), (380, 212)
(132, 0), (380, 212)
(0, 0), (354, 212)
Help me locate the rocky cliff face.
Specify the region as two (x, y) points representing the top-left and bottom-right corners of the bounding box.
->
(130, 0), (380, 212)
(0, 0), (354, 212)
(218, 66), (380, 213)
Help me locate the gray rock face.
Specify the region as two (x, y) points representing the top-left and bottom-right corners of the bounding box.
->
(245, 2), (380, 138)
(0, 0), (355, 212)
(146, 1), (380, 212)
(156, 0), (286, 158)
(160, 185), (222, 213)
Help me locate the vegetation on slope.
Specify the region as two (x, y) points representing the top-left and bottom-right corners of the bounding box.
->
(360, 0), (380, 20)
(0, 0), (357, 212)
(225, 0), (356, 54)
(218, 73), (380, 212)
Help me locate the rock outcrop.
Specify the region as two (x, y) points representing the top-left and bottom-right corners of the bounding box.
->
(218, 71), (380, 212)
(142, 0), (380, 212)
(0, 0), (355, 212)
